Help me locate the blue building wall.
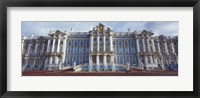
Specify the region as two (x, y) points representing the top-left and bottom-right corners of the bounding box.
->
(65, 38), (89, 66)
(113, 38), (138, 66)
(65, 37), (139, 66)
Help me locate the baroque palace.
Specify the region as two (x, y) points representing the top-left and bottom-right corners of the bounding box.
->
(22, 23), (178, 72)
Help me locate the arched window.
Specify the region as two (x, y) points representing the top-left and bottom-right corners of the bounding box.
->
(125, 40), (128, 46)
(119, 40), (122, 46)
(35, 58), (40, 67)
(40, 58), (45, 66)
(27, 58), (32, 67)
(69, 40), (72, 45)
(75, 40), (77, 46)
(81, 41), (83, 46)
(79, 56), (82, 64)
(86, 56), (89, 62)
(106, 55), (111, 63)
(92, 55), (96, 63)
(68, 47), (70, 54)
(127, 56), (130, 63)
(100, 55), (103, 63)
(73, 57), (76, 63)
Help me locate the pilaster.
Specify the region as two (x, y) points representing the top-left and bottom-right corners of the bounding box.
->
(51, 38), (56, 52)
(57, 38), (61, 53)
(97, 35), (99, 51)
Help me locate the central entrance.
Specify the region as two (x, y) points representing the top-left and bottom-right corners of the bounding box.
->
(88, 23), (115, 71)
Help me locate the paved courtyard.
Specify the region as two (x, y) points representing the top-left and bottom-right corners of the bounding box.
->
(22, 70), (178, 76)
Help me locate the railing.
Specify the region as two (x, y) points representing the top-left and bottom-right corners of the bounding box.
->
(90, 51), (114, 54)
(45, 52), (64, 56)
(139, 52), (157, 55)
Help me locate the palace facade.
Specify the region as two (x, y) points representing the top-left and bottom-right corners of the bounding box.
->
(22, 23), (178, 72)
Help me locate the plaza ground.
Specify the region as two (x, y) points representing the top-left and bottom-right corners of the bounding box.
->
(22, 70), (178, 76)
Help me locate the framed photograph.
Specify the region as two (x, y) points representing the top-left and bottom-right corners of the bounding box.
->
(0, 0), (199, 98)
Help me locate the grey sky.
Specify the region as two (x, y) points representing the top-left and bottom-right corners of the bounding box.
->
(22, 21), (178, 36)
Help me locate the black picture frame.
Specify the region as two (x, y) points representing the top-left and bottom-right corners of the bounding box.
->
(0, 0), (199, 98)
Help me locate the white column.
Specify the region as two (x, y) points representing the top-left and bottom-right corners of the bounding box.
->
(62, 39), (67, 62)
(144, 56), (148, 64)
(34, 42), (38, 53)
(49, 57), (53, 64)
(97, 35), (99, 51)
(164, 41), (169, 55)
(147, 38), (151, 52)
(62, 39), (66, 53)
(59, 59), (63, 70)
(57, 38), (61, 53)
(103, 35), (106, 51)
(51, 38), (55, 52)
(167, 57), (171, 65)
(142, 38), (146, 52)
(89, 55), (92, 66)
(24, 58), (28, 67)
(157, 41), (161, 55)
(176, 57), (178, 64)
(22, 39), (24, 53)
(136, 38), (140, 52)
(110, 36), (113, 51)
(96, 55), (99, 66)
(27, 42), (32, 54)
(111, 56), (114, 65)
(90, 35), (93, 52)
(151, 38), (155, 52)
(154, 57), (158, 64)
(150, 56), (153, 63)
(55, 57), (58, 64)
(160, 58), (163, 65)
(103, 55), (106, 66)
(46, 39), (51, 52)
(159, 57), (165, 70)
(171, 42), (175, 54)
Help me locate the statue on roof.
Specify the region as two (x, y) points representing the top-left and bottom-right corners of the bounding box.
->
(107, 27), (111, 31)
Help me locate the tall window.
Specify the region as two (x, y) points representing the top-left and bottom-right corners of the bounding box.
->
(106, 37), (110, 51)
(24, 42), (29, 53)
(93, 38), (97, 51)
(106, 55), (111, 63)
(79, 56), (82, 64)
(114, 56), (116, 64)
(133, 56), (136, 64)
(100, 37), (103, 51)
(148, 56), (151, 63)
(35, 58), (40, 67)
(100, 55), (103, 63)
(86, 56), (89, 63)
(126, 56), (130, 63)
(92, 55), (96, 63)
